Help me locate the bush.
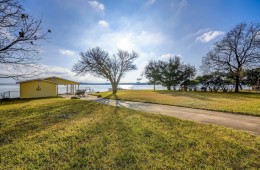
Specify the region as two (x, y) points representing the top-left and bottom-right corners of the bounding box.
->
(71, 96), (79, 99)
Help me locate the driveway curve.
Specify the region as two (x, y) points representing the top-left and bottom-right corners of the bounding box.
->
(81, 95), (260, 135)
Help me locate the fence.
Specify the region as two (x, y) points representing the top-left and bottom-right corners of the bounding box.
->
(0, 91), (19, 99)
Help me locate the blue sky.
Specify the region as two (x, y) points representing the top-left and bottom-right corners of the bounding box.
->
(3, 0), (260, 83)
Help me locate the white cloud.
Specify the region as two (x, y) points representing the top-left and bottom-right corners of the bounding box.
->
(78, 30), (168, 82)
(160, 53), (173, 59)
(80, 29), (167, 58)
(146, 0), (156, 5)
(98, 20), (109, 28)
(0, 63), (46, 82)
(40, 65), (74, 78)
(256, 31), (260, 40)
(21, 65), (104, 83)
(90, 31), (165, 51)
(160, 53), (182, 60)
(75, 16), (172, 83)
(59, 49), (77, 56)
(0, 27), (14, 40)
(196, 31), (224, 43)
(171, 0), (187, 11)
(88, 1), (104, 12)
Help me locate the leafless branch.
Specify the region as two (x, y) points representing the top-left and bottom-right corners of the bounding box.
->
(72, 47), (138, 93)
(202, 23), (260, 92)
(0, 0), (50, 79)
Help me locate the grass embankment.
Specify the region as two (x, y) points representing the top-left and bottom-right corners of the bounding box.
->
(0, 98), (259, 169)
(93, 90), (260, 116)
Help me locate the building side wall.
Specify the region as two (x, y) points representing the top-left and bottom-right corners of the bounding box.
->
(20, 81), (57, 98)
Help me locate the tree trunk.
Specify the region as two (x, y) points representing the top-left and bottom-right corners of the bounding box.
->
(167, 86), (171, 90)
(239, 83), (243, 90)
(153, 84), (155, 90)
(235, 75), (240, 93)
(111, 82), (118, 94)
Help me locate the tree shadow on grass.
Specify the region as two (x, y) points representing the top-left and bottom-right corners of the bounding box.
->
(157, 91), (260, 100)
(95, 93), (120, 105)
(0, 100), (99, 147)
(154, 90), (214, 101)
(104, 93), (119, 100)
(0, 96), (63, 106)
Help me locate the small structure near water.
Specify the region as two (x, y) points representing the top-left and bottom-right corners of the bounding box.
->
(17, 77), (80, 98)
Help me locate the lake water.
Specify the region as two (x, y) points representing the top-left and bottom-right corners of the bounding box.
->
(0, 84), (167, 98)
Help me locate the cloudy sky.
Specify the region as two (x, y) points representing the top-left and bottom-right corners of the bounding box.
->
(3, 0), (260, 83)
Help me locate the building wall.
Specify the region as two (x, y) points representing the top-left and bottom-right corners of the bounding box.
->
(20, 80), (57, 98)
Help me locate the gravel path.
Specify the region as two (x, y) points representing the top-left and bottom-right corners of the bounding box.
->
(79, 95), (260, 135)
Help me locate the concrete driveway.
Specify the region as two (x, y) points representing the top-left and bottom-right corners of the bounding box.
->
(80, 95), (260, 135)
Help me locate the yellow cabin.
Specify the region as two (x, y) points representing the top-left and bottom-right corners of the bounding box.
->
(18, 77), (80, 99)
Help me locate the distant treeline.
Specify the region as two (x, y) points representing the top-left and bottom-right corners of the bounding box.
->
(0, 82), (149, 86)
(0, 83), (17, 85)
(80, 83), (149, 85)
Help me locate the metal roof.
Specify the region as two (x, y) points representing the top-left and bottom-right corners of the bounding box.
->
(44, 76), (80, 85)
(17, 76), (80, 85)
(17, 79), (57, 84)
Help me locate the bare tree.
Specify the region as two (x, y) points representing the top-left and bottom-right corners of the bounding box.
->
(72, 47), (139, 94)
(202, 23), (260, 92)
(0, 0), (50, 79)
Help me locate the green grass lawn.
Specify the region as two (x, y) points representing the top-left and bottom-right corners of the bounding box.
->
(93, 90), (260, 116)
(0, 98), (259, 169)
